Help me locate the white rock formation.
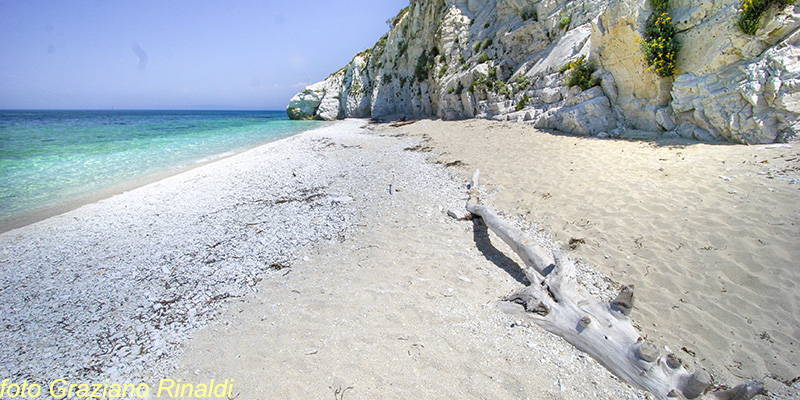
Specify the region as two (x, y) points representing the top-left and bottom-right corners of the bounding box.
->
(287, 0), (800, 143)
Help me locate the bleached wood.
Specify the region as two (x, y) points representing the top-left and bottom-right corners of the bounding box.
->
(463, 169), (764, 400)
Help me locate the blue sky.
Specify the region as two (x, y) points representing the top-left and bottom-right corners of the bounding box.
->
(0, 0), (409, 110)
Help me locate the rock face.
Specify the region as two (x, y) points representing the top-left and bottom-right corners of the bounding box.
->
(287, 0), (800, 143)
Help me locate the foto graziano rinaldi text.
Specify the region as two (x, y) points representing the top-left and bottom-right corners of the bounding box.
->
(0, 378), (234, 398)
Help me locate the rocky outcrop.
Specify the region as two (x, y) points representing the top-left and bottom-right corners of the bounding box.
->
(287, 0), (800, 143)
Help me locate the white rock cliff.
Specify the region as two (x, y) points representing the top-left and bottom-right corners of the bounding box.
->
(286, 0), (800, 144)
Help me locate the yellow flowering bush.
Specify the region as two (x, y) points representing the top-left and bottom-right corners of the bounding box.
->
(641, 10), (679, 77)
(560, 55), (600, 90)
(738, 0), (794, 35)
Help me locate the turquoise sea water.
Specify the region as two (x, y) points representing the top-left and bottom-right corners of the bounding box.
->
(0, 110), (327, 225)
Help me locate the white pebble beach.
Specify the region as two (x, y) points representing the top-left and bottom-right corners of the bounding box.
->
(1, 119), (798, 399)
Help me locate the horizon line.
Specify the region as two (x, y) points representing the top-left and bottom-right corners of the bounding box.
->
(0, 108), (288, 112)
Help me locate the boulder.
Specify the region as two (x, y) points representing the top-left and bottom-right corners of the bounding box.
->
(286, 83), (325, 120)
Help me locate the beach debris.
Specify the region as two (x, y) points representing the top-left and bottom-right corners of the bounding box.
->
(463, 168), (765, 400)
(568, 237), (585, 250)
(443, 160), (464, 168)
(447, 209), (473, 221)
(332, 385), (353, 400)
(329, 196), (353, 204)
(389, 119), (417, 128)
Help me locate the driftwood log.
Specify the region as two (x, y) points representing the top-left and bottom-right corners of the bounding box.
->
(463, 169), (765, 400)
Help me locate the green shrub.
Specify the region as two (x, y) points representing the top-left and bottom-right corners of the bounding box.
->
(515, 95), (530, 111)
(387, 6), (410, 27)
(372, 34), (388, 60)
(414, 50), (431, 81)
(383, 74), (393, 84)
(477, 52), (490, 63)
(641, 12), (680, 77)
(348, 80), (364, 96)
(738, 0), (794, 35)
(482, 38), (493, 50)
(484, 22), (490, 29)
(473, 41), (482, 52)
(650, 0), (670, 13)
(468, 76), (497, 94)
(488, 67), (498, 80)
(499, 84), (512, 98)
(515, 75), (531, 91)
(558, 15), (571, 29)
(439, 64), (448, 78)
(561, 56), (600, 90)
(397, 40), (408, 55)
(458, 54), (466, 64)
(520, 7), (538, 21)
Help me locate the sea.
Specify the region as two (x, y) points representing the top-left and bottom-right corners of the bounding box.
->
(0, 110), (327, 230)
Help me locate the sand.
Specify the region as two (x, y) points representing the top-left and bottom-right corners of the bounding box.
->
(172, 123), (647, 399)
(174, 120), (799, 399)
(2, 118), (798, 399)
(397, 119), (800, 396)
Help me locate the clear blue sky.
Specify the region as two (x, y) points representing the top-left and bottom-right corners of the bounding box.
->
(0, 0), (409, 110)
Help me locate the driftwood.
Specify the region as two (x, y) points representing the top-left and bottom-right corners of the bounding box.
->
(463, 169), (765, 400)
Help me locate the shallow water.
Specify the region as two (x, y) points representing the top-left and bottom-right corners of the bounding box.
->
(0, 110), (326, 222)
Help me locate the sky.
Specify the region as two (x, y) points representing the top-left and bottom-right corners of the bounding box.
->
(0, 0), (409, 110)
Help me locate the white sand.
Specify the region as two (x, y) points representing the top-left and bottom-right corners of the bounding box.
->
(173, 122), (650, 399)
(0, 120), (399, 386)
(398, 119), (800, 398)
(3, 119), (797, 399)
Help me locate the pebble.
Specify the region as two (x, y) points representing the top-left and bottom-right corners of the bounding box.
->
(0, 120), (466, 388)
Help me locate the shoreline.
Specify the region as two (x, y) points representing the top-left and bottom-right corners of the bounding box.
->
(0, 123), (330, 234)
(0, 120), (380, 387)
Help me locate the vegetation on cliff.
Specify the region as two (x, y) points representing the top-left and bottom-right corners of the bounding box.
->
(738, 0), (794, 34)
(641, 0), (679, 77)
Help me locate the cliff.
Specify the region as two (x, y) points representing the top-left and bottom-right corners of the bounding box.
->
(286, 0), (800, 144)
